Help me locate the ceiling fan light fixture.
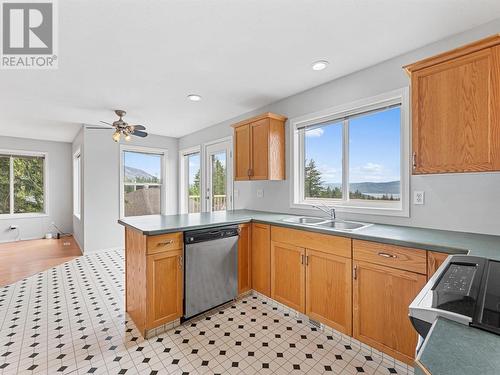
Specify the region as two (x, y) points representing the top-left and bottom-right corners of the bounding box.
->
(124, 133), (131, 142)
(112, 131), (121, 142)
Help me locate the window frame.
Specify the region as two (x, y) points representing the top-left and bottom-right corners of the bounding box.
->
(73, 148), (81, 219)
(119, 145), (167, 218)
(0, 149), (48, 219)
(179, 145), (201, 214)
(290, 88), (410, 217)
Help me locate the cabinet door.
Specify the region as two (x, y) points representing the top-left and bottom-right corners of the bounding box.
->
(251, 223), (271, 296)
(412, 46), (500, 174)
(271, 241), (305, 313)
(353, 260), (426, 364)
(146, 250), (183, 329)
(427, 251), (448, 279)
(306, 249), (352, 335)
(234, 124), (250, 180)
(238, 224), (251, 295)
(250, 118), (269, 180)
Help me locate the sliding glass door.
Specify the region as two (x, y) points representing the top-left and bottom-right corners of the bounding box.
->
(205, 140), (232, 212)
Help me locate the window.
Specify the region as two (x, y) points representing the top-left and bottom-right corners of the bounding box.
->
(180, 148), (201, 213)
(73, 150), (81, 218)
(120, 147), (166, 217)
(292, 89), (409, 216)
(0, 151), (47, 216)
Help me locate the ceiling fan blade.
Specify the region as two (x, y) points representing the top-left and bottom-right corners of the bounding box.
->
(86, 126), (112, 130)
(99, 121), (114, 127)
(132, 130), (148, 138)
(132, 124), (146, 130)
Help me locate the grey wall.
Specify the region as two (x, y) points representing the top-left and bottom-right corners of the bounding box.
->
(180, 19), (500, 236)
(81, 129), (179, 253)
(0, 136), (73, 242)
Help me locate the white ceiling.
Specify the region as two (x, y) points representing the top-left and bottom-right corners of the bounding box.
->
(1, 0), (500, 142)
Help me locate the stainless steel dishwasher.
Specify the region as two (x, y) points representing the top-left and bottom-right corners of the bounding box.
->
(184, 225), (239, 320)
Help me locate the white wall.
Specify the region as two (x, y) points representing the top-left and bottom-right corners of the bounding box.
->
(72, 129), (84, 250)
(0, 136), (73, 242)
(180, 19), (500, 236)
(80, 129), (178, 253)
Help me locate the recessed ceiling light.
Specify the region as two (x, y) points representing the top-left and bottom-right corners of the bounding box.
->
(187, 94), (202, 102)
(312, 60), (329, 71)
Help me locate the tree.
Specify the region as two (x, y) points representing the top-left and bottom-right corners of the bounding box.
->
(304, 159), (324, 198)
(188, 169), (200, 196)
(12, 156), (44, 213)
(212, 159), (226, 196)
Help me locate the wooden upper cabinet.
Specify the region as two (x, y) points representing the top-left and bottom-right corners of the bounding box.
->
(232, 113), (287, 180)
(238, 223), (252, 295)
(234, 124), (251, 180)
(404, 35), (500, 174)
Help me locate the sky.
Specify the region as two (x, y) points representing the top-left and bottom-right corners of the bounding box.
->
(124, 151), (162, 178)
(305, 106), (401, 184)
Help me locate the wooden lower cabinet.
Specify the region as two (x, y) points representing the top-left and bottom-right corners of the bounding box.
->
(238, 224), (252, 295)
(251, 223), (271, 296)
(427, 251), (449, 278)
(306, 249), (352, 335)
(146, 249), (183, 329)
(270, 241), (305, 313)
(353, 260), (426, 364)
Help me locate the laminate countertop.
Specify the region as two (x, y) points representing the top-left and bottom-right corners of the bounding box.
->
(118, 209), (500, 259)
(118, 209), (500, 375)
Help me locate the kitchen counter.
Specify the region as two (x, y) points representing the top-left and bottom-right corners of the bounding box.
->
(416, 317), (500, 375)
(118, 209), (500, 259)
(119, 209), (500, 372)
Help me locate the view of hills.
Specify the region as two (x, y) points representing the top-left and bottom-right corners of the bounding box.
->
(124, 166), (156, 181)
(325, 181), (400, 195)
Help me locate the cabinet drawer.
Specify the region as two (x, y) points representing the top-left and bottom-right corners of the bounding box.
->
(147, 232), (183, 254)
(271, 226), (351, 258)
(353, 240), (426, 274)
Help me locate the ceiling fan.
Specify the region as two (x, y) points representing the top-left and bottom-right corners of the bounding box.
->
(87, 110), (149, 142)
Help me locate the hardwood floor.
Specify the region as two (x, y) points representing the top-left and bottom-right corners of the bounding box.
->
(0, 236), (82, 287)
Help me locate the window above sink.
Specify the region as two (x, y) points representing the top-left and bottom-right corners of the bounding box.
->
(290, 89), (410, 217)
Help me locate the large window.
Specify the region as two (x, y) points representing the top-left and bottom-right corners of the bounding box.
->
(73, 150), (81, 218)
(180, 149), (201, 213)
(0, 151), (46, 216)
(292, 90), (409, 216)
(120, 147), (166, 217)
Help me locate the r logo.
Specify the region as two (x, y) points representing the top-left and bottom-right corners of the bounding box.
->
(2, 2), (53, 54)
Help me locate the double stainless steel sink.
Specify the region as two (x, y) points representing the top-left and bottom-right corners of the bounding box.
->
(281, 216), (371, 231)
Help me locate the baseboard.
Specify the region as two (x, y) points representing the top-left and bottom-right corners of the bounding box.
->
(0, 236), (43, 244)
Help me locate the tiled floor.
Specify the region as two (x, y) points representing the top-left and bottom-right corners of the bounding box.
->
(0, 250), (414, 375)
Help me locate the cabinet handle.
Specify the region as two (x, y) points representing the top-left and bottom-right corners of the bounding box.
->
(305, 255), (309, 266)
(378, 252), (397, 259)
(158, 239), (174, 246)
(301, 254), (305, 265)
(412, 152), (417, 169)
(353, 265), (357, 280)
(247, 168), (251, 177)
(178, 255), (183, 269)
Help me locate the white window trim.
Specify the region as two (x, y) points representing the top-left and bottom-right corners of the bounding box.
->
(119, 145), (168, 218)
(203, 136), (234, 212)
(73, 148), (81, 219)
(179, 145), (201, 214)
(0, 149), (49, 219)
(290, 88), (410, 217)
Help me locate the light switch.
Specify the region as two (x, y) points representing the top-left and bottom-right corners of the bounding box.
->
(256, 189), (264, 198)
(413, 191), (425, 205)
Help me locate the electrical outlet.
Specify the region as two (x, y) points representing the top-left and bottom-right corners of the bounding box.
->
(413, 191), (425, 205)
(9, 225), (18, 230)
(256, 189), (264, 198)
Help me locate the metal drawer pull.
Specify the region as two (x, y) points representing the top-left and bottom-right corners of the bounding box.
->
(378, 252), (397, 259)
(158, 239), (174, 246)
(301, 254), (305, 265)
